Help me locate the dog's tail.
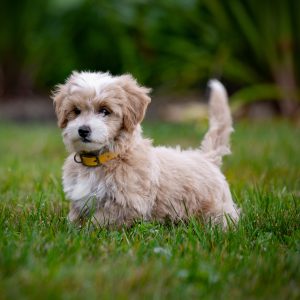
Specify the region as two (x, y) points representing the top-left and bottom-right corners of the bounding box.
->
(200, 79), (233, 167)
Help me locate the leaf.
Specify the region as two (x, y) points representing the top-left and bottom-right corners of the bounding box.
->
(231, 83), (282, 105)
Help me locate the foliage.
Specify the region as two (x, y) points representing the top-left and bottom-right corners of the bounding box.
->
(0, 0), (299, 114)
(0, 121), (300, 299)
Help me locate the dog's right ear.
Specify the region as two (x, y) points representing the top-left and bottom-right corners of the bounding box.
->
(51, 84), (68, 128)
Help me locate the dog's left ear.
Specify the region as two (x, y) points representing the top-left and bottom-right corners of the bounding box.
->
(118, 74), (151, 132)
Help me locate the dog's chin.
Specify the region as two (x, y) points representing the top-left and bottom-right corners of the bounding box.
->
(67, 138), (107, 153)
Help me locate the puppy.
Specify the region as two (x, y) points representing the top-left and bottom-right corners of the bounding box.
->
(52, 71), (239, 227)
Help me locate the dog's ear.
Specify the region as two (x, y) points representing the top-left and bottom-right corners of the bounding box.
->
(52, 84), (68, 128)
(118, 74), (151, 132)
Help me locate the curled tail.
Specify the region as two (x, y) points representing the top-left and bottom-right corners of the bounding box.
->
(200, 79), (233, 167)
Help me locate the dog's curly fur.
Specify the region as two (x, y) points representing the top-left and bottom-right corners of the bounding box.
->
(52, 71), (239, 227)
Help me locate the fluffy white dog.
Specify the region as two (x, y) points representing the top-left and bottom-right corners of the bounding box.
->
(52, 71), (239, 227)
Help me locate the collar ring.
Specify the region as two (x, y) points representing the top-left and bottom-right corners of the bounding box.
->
(74, 153), (82, 164)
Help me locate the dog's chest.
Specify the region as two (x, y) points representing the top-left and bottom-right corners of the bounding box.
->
(63, 168), (108, 202)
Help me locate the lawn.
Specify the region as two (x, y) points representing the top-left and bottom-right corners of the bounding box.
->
(0, 120), (299, 299)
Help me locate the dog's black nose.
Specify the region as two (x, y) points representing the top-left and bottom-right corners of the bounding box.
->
(78, 125), (91, 138)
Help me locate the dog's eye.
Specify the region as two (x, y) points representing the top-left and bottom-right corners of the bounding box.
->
(73, 107), (81, 115)
(99, 107), (111, 116)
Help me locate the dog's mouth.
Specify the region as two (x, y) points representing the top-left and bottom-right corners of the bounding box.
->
(81, 137), (91, 143)
(70, 136), (108, 152)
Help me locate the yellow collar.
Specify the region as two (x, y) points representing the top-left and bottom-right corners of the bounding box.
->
(74, 151), (118, 167)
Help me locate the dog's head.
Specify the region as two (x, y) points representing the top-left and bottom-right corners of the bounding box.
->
(52, 71), (151, 153)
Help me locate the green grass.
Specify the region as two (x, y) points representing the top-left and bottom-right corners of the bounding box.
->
(0, 120), (299, 300)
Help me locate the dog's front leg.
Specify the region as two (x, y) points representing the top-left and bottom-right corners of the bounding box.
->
(68, 201), (90, 224)
(91, 202), (136, 228)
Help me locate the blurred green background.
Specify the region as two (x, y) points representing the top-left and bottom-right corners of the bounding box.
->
(1, 2), (300, 298)
(0, 0), (299, 120)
